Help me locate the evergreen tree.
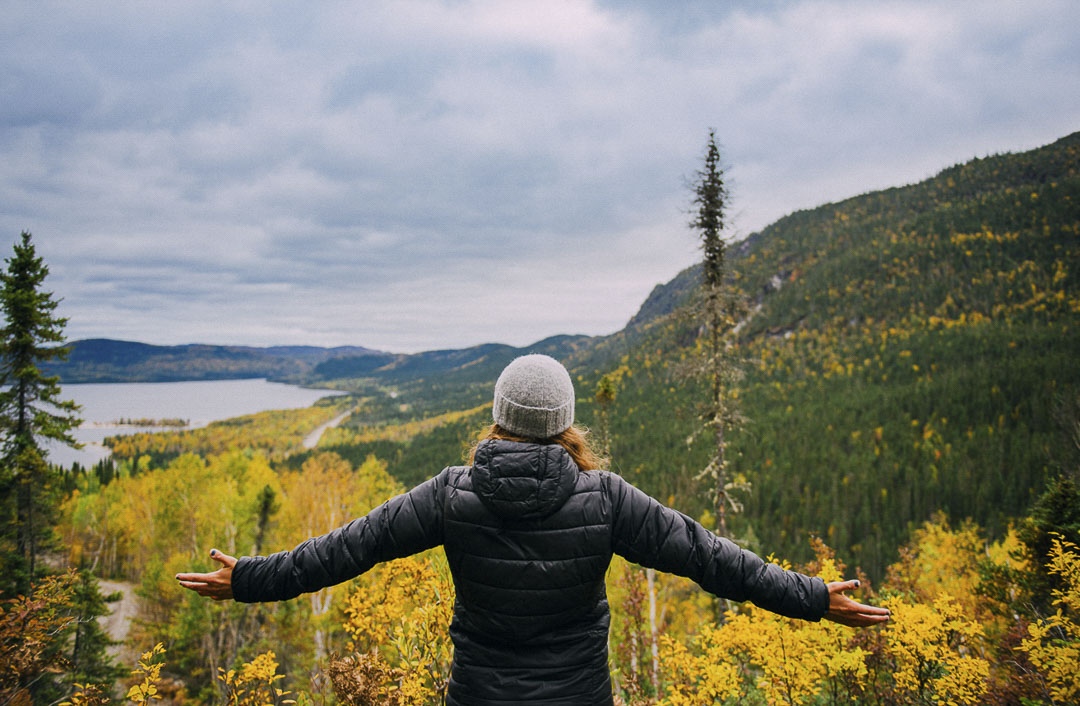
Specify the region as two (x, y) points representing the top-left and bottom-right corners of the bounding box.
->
(692, 129), (728, 291)
(0, 231), (81, 594)
(1016, 475), (1080, 615)
(688, 130), (746, 537)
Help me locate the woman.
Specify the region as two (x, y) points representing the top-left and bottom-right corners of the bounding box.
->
(178, 354), (889, 705)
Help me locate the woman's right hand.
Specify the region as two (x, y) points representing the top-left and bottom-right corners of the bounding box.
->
(823, 579), (891, 627)
(175, 548), (237, 601)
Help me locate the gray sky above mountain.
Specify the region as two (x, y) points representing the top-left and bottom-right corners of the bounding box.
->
(2, 0), (1078, 352)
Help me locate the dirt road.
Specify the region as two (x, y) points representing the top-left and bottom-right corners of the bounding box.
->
(303, 408), (353, 449)
(98, 579), (139, 665)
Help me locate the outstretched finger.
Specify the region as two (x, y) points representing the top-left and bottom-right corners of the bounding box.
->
(828, 579), (862, 594)
(855, 604), (889, 621)
(209, 548), (237, 568)
(830, 611), (891, 627)
(177, 579), (230, 600)
(833, 593), (891, 615)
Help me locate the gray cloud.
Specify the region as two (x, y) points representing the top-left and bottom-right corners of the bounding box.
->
(2, 0), (1078, 352)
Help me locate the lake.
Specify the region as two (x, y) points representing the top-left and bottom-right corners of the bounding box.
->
(44, 378), (345, 467)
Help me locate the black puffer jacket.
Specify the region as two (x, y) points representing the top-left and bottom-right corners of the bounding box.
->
(232, 440), (830, 704)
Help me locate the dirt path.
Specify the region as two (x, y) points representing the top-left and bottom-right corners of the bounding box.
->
(303, 409), (353, 449)
(98, 579), (139, 665)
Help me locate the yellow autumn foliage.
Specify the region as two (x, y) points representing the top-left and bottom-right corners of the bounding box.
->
(106, 401), (350, 462)
(654, 545), (871, 705)
(319, 404), (488, 447)
(879, 596), (989, 704)
(64, 645), (293, 706)
(218, 650), (295, 706)
(1016, 535), (1080, 704)
(126, 643), (166, 704)
(339, 552), (455, 705)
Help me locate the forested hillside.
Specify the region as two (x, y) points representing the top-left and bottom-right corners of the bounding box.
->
(579, 131), (1080, 577)
(308, 334), (597, 417)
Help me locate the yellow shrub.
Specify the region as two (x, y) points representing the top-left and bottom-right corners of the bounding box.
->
(658, 628), (741, 705)
(126, 643), (166, 704)
(340, 553), (454, 705)
(218, 650), (294, 706)
(656, 549), (869, 705)
(881, 595), (989, 704)
(1017, 536), (1080, 704)
(886, 514), (985, 612)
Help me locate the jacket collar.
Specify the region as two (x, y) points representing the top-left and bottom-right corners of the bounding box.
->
(471, 439), (578, 520)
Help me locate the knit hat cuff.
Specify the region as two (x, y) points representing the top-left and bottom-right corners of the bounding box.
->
(493, 393), (574, 439)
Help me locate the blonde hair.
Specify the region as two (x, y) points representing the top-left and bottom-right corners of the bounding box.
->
(468, 423), (606, 471)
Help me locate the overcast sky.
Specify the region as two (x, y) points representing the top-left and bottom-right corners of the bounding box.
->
(2, 1), (1078, 352)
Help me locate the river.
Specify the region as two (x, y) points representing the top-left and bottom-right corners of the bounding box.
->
(45, 378), (345, 467)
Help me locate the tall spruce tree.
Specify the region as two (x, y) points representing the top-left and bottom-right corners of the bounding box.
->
(689, 131), (746, 538)
(0, 231), (81, 594)
(693, 130), (728, 291)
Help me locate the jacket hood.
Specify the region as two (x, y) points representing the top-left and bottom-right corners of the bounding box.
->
(471, 439), (579, 520)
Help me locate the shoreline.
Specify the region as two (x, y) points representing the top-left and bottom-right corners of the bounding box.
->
(80, 421), (191, 430)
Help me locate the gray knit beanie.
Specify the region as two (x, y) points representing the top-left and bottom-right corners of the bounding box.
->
(493, 354), (575, 439)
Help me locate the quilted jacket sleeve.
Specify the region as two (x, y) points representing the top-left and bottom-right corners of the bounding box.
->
(231, 469), (448, 603)
(607, 472), (829, 621)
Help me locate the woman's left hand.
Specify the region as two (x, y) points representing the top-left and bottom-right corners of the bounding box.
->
(176, 548), (236, 601)
(823, 579), (890, 627)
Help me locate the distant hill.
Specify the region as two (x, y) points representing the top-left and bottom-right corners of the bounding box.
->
(48, 332), (598, 405)
(310, 334), (598, 418)
(47, 338), (383, 383)
(312, 334), (593, 381)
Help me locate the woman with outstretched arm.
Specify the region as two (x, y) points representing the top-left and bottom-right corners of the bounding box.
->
(178, 354), (889, 705)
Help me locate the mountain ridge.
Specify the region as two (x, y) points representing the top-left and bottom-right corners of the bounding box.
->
(47, 338), (385, 383)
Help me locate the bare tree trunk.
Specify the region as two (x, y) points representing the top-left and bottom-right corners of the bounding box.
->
(714, 429), (728, 533)
(711, 295), (729, 538)
(647, 568), (659, 692)
(312, 589), (332, 661)
(26, 478), (36, 587)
